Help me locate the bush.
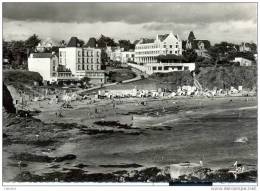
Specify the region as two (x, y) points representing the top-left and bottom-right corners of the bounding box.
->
(3, 70), (43, 85)
(196, 66), (257, 90)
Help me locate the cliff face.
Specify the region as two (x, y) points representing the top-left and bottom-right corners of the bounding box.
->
(3, 83), (16, 113)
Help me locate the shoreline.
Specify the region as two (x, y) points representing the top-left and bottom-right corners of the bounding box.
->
(3, 96), (257, 182)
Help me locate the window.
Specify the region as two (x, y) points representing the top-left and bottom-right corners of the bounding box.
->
(158, 66), (162, 70)
(91, 65), (93, 70)
(175, 51), (177, 54)
(78, 51), (81, 56)
(78, 65), (81, 70)
(163, 45), (166, 48)
(82, 64), (85, 70)
(97, 65), (99, 70)
(152, 66), (157, 70)
(60, 52), (62, 57)
(164, 66), (169, 70)
(87, 65), (89, 70)
(53, 66), (55, 70)
(91, 58), (93, 63)
(78, 58), (81, 63)
(97, 58), (99, 63)
(176, 45), (178, 48)
(184, 66), (189, 71)
(170, 51), (172, 54)
(170, 45), (172, 48)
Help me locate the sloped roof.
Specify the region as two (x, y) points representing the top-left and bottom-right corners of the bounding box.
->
(188, 31), (196, 41)
(188, 40), (210, 50)
(31, 53), (53, 58)
(158, 34), (169, 41)
(85, 37), (97, 48)
(67, 37), (81, 47)
(133, 40), (140, 45)
(140, 38), (155, 44)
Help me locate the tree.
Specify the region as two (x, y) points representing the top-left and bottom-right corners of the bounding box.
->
(25, 34), (41, 54)
(183, 49), (197, 62)
(80, 76), (90, 88)
(78, 39), (85, 47)
(97, 35), (117, 48)
(60, 40), (66, 47)
(118, 40), (135, 51)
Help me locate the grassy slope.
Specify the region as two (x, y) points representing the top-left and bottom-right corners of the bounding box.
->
(107, 68), (136, 83)
(197, 66), (257, 90)
(105, 71), (193, 91)
(3, 70), (43, 95)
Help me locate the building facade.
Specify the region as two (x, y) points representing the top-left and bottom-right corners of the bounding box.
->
(184, 31), (211, 58)
(135, 32), (182, 64)
(121, 51), (135, 63)
(127, 62), (195, 75)
(59, 37), (106, 84)
(28, 52), (74, 83)
(28, 53), (58, 82)
(233, 57), (253, 66)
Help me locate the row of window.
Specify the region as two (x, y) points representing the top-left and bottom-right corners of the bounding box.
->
(163, 45), (179, 48)
(77, 58), (100, 64)
(77, 64), (100, 71)
(135, 51), (162, 55)
(85, 73), (104, 77)
(77, 51), (100, 57)
(136, 45), (159, 49)
(52, 73), (71, 77)
(150, 66), (189, 71)
(59, 51), (100, 57)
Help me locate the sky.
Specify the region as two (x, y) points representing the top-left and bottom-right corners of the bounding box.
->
(2, 2), (257, 44)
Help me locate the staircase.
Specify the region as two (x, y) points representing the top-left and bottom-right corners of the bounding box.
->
(193, 76), (203, 92)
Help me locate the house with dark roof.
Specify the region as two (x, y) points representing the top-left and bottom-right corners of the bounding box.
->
(134, 32), (182, 64)
(85, 37), (97, 48)
(67, 37), (82, 47)
(185, 31), (211, 58)
(59, 37), (106, 84)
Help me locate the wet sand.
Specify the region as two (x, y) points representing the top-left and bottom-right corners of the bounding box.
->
(3, 96), (257, 182)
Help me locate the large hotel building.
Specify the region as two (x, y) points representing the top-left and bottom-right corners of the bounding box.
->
(134, 32), (182, 64)
(59, 37), (106, 84)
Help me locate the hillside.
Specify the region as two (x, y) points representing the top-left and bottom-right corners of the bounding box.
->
(3, 70), (43, 96)
(197, 66), (257, 90)
(104, 71), (193, 91)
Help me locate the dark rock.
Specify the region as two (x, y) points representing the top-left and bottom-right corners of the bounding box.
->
(3, 83), (16, 113)
(99, 163), (143, 168)
(54, 154), (76, 162)
(10, 153), (76, 163)
(74, 163), (89, 168)
(49, 165), (60, 169)
(9, 153), (53, 163)
(94, 121), (131, 129)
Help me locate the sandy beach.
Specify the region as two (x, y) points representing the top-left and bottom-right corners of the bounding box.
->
(3, 95), (257, 182)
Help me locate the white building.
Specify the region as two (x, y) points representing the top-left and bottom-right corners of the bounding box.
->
(59, 37), (106, 84)
(28, 52), (74, 83)
(127, 62), (195, 75)
(121, 51), (135, 63)
(28, 52), (58, 82)
(135, 32), (182, 64)
(233, 57), (253, 66)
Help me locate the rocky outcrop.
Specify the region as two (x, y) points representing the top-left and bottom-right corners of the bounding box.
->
(3, 83), (16, 113)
